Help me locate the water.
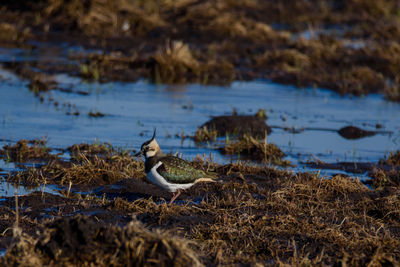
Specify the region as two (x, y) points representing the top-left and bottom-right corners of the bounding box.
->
(0, 160), (64, 198)
(0, 43), (399, 196)
(292, 25), (367, 49)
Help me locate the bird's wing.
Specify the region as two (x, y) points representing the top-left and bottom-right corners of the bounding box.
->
(157, 156), (210, 184)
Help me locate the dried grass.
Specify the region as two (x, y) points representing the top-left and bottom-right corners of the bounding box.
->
(1, 215), (203, 267)
(380, 151), (400, 166)
(0, 139), (56, 162)
(221, 134), (288, 165)
(8, 143), (144, 187)
(107, 171), (400, 265)
(193, 126), (218, 142)
(2, 144), (400, 265)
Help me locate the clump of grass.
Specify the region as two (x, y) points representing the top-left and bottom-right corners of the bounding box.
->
(105, 170), (400, 266)
(73, 52), (140, 82)
(379, 151), (400, 166)
(384, 81), (400, 102)
(152, 40), (235, 84)
(340, 66), (385, 95)
(2, 153), (400, 265)
(193, 126), (218, 142)
(44, 153), (143, 186)
(80, 62), (100, 81)
(221, 134), (289, 165)
(1, 215), (202, 267)
(371, 169), (400, 188)
(0, 23), (30, 44)
(28, 72), (59, 96)
(57, 154), (143, 185)
(198, 59), (235, 85)
(255, 108), (267, 119)
(257, 49), (311, 72)
(2, 63), (59, 97)
(0, 139), (56, 163)
(8, 142), (144, 187)
(67, 142), (115, 161)
(153, 40), (200, 84)
(44, 0), (168, 37)
(88, 110), (105, 118)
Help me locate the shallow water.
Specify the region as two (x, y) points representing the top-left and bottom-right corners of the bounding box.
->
(0, 43), (399, 195)
(0, 160), (64, 198)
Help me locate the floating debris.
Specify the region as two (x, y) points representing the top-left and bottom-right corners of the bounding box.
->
(338, 126), (375, 139)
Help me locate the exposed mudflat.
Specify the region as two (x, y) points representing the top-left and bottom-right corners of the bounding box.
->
(1, 0), (400, 265)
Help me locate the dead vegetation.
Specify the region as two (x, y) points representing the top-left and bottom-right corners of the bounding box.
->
(1, 1), (400, 98)
(193, 126), (218, 142)
(2, 63), (59, 96)
(1, 161), (400, 265)
(11, 152), (144, 187)
(221, 134), (289, 165)
(0, 139), (56, 162)
(67, 142), (115, 161)
(1, 216), (202, 267)
(0, 140), (400, 265)
(380, 151), (400, 166)
(371, 169), (400, 188)
(7, 142), (144, 187)
(372, 151), (400, 188)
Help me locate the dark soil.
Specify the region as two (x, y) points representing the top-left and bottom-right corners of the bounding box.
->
(1, 1), (400, 100)
(1, 141), (400, 265)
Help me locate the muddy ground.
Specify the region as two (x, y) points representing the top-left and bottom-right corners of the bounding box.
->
(0, 140), (400, 265)
(0, 0), (400, 101)
(1, 1), (400, 265)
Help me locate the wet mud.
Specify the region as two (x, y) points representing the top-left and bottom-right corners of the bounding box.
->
(1, 1), (400, 100)
(1, 0), (400, 265)
(1, 141), (400, 265)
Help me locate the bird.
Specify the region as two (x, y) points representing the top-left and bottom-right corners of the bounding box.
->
(135, 129), (216, 204)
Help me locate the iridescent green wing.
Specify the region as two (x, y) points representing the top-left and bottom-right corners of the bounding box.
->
(157, 156), (208, 184)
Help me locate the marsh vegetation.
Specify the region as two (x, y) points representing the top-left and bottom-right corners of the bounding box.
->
(0, 0), (400, 265)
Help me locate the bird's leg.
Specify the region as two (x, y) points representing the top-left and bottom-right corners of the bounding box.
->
(169, 189), (181, 205)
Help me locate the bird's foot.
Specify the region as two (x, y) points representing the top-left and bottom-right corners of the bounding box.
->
(168, 189), (181, 205)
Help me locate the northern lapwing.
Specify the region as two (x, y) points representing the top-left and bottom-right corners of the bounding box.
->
(135, 129), (216, 204)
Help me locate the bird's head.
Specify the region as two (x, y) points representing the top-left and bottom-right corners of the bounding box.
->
(135, 129), (161, 159)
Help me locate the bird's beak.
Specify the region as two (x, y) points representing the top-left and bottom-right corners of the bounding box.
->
(134, 150), (143, 157)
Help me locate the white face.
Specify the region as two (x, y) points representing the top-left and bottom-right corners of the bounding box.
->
(145, 149), (156, 158)
(141, 139), (159, 158)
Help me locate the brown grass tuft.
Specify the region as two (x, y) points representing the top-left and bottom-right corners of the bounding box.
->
(371, 169), (400, 188)
(380, 151), (400, 166)
(221, 134), (288, 165)
(0, 139), (56, 162)
(2, 215), (203, 267)
(8, 144), (144, 187)
(193, 126), (218, 142)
